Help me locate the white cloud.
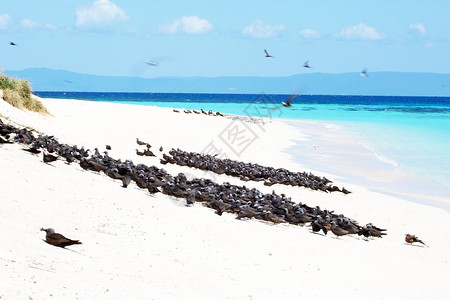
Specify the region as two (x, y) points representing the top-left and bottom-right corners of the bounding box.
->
(0, 14), (12, 30)
(409, 23), (426, 36)
(299, 28), (321, 39)
(20, 19), (56, 30)
(242, 19), (286, 38)
(158, 16), (213, 34)
(75, 0), (129, 30)
(336, 23), (386, 40)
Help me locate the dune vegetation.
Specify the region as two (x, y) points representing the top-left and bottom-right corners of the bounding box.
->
(0, 70), (49, 114)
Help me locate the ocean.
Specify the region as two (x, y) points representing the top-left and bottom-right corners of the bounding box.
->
(38, 92), (450, 209)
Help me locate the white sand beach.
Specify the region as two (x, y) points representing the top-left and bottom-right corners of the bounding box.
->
(1, 97), (449, 299)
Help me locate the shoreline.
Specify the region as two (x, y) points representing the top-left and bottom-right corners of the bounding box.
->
(281, 118), (450, 212)
(41, 95), (450, 200)
(2, 96), (449, 214)
(1, 97), (450, 299)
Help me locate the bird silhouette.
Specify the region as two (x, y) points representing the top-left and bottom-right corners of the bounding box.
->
(310, 219), (328, 235)
(360, 68), (368, 77)
(282, 94), (298, 107)
(145, 60), (159, 67)
(303, 61), (312, 68)
(9, 41), (17, 46)
(264, 49), (274, 58)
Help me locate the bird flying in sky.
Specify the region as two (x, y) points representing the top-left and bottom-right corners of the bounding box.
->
(264, 49), (274, 58)
(145, 60), (159, 67)
(360, 68), (368, 77)
(282, 94), (299, 107)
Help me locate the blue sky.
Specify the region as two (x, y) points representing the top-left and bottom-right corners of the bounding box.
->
(1, 0), (449, 78)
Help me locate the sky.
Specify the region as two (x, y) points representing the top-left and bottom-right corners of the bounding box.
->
(1, 0), (450, 78)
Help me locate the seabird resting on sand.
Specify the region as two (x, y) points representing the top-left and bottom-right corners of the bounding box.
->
(0, 136), (13, 144)
(405, 234), (428, 247)
(330, 221), (349, 238)
(43, 152), (58, 163)
(40, 228), (82, 248)
(23, 146), (41, 154)
(136, 138), (146, 146)
(310, 219), (328, 235)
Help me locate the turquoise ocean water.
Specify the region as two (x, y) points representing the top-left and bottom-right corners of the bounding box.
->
(39, 92), (450, 208)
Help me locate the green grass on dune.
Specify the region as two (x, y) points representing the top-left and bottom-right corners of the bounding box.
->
(0, 70), (49, 115)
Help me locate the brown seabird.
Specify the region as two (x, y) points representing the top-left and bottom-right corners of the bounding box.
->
(136, 138), (146, 146)
(40, 228), (82, 248)
(330, 221), (349, 238)
(405, 234), (428, 247)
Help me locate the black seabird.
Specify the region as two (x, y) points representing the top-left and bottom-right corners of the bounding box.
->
(282, 94), (298, 107)
(264, 49), (274, 58)
(43, 152), (58, 163)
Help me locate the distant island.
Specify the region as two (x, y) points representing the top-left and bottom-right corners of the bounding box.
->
(5, 67), (450, 96)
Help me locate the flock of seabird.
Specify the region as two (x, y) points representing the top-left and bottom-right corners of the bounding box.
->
(264, 48), (368, 78)
(0, 118), (429, 247)
(173, 108), (224, 116)
(161, 148), (351, 193)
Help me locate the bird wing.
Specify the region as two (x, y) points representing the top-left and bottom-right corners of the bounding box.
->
(46, 233), (69, 244)
(264, 49), (273, 57)
(146, 61), (159, 66)
(286, 94), (299, 104)
(47, 233), (80, 247)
